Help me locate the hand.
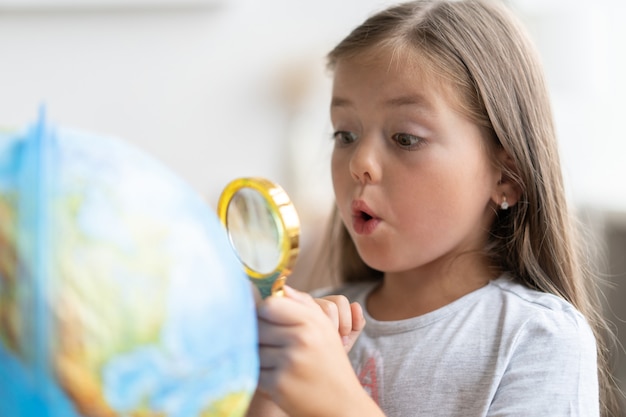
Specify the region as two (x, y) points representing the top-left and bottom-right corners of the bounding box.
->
(245, 389), (289, 417)
(255, 286), (378, 417)
(314, 294), (365, 352)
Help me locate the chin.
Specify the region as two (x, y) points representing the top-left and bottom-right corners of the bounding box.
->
(357, 251), (396, 274)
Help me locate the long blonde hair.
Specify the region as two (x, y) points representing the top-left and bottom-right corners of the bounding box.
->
(321, 0), (620, 414)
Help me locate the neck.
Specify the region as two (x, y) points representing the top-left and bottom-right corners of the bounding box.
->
(366, 254), (497, 321)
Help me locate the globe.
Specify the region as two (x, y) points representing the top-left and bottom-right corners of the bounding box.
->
(0, 113), (259, 417)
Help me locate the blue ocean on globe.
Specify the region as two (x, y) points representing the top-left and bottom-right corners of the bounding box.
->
(0, 112), (259, 417)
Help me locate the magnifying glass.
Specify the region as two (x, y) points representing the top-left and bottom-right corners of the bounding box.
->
(217, 177), (300, 299)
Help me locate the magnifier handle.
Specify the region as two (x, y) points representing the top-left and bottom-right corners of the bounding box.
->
(251, 273), (287, 299)
(270, 275), (287, 297)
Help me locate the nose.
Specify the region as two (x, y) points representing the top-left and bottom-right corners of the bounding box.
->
(349, 137), (381, 184)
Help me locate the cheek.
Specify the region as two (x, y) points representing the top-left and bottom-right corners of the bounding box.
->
(331, 152), (347, 192)
(425, 167), (496, 239)
(331, 152), (358, 229)
(392, 157), (493, 227)
(431, 145), (496, 201)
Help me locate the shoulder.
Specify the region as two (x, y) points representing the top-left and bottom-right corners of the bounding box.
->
(487, 277), (599, 414)
(488, 276), (597, 385)
(489, 276), (593, 339)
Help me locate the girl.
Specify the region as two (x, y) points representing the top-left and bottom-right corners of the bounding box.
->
(247, 0), (619, 416)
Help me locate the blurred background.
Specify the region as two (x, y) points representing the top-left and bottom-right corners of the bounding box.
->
(1, 0), (624, 409)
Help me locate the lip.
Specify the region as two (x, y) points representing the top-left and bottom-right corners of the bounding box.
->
(351, 200), (381, 235)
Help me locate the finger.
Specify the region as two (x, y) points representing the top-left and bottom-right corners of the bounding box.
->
(257, 367), (279, 398)
(258, 345), (286, 370)
(257, 317), (291, 346)
(342, 302), (366, 351)
(257, 312), (321, 347)
(314, 298), (339, 330)
(257, 295), (313, 326)
(281, 285), (318, 307)
(320, 295), (353, 337)
(350, 302), (366, 332)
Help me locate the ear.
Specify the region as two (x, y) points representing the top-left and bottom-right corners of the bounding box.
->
(491, 148), (522, 210)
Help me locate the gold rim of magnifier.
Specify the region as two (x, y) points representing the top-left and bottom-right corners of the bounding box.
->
(217, 177), (300, 280)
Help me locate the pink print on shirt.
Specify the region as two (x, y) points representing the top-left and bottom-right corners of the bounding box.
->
(357, 353), (381, 405)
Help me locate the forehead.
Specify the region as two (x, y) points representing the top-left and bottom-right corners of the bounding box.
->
(331, 46), (460, 111)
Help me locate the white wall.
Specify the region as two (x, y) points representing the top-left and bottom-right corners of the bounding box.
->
(0, 0), (624, 212)
(0, 0), (397, 210)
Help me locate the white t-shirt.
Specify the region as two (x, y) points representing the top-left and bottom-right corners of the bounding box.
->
(323, 275), (599, 416)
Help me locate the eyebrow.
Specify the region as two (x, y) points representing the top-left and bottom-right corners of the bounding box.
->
(330, 97), (352, 108)
(385, 94), (431, 108)
(331, 94), (434, 113)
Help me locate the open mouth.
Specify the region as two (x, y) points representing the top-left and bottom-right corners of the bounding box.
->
(359, 211), (373, 221)
(351, 201), (380, 235)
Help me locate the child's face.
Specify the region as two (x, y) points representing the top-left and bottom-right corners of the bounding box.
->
(330, 49), (501, 277)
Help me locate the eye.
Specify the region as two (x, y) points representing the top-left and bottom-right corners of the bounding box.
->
(392, 133), (423, 150)
(332, 131), (358, 146)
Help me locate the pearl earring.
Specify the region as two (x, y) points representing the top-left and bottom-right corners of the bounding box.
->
(500, 195), (509, 210)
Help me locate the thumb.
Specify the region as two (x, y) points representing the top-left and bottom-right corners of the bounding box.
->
(281, 285), (318, 306)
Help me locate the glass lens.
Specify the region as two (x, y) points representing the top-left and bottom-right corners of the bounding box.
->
(226, 187), (281, 275)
